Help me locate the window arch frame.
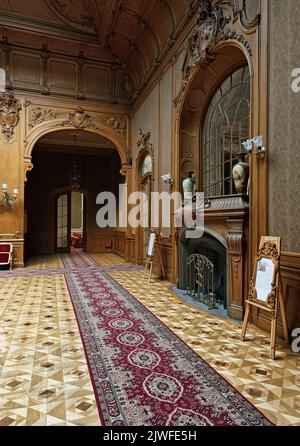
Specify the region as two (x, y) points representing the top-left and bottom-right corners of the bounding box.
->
(200, 64), (251, 197)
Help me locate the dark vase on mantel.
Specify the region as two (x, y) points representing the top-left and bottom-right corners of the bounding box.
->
(232, 153), (249, 195)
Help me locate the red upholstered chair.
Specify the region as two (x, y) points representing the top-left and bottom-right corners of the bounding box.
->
(0, 243), (13, 270)
(71, 232), (82, 248)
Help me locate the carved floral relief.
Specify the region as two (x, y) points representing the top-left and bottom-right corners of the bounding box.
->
(27, 106), (127, 137)
(0, 91), (22, 143)
(182, 0), (255, 81)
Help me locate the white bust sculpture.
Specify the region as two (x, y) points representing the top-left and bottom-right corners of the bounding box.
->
(182, 172), (196, 200)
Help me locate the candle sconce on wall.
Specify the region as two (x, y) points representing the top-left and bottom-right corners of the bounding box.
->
(242, 135), (266, 160)
(161, 173), (173, 185)
(0, 183), (19, 209)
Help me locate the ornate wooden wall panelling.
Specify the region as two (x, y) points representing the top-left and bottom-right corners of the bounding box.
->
(113, 230), (126, 257)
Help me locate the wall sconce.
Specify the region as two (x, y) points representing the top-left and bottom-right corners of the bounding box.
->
(242, 135), (266, 160)
(0, 183), (19, 209)
(161, 173), (173, 185)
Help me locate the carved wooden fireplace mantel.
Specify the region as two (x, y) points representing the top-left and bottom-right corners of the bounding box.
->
(205, 195), (249, 320)
(178, 195), (249, 320)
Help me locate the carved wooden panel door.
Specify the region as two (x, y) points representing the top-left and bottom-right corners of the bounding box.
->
(56, 193), (71, 253)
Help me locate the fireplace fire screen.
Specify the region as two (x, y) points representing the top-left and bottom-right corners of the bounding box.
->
(186, 254), (216, 309)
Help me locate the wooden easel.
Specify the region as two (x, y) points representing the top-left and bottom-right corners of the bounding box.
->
(144, 229), (166, 283)
(241, 236), (289, 359)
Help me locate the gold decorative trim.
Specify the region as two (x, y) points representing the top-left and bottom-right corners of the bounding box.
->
(27, 106), (127, 136)
(249, 241), (280, 310)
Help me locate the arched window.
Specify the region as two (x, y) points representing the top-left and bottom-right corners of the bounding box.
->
(202, 66), (250, 196)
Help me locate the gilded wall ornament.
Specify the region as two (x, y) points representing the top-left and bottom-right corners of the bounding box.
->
(27, 105), (127, 137)
(0, 91), (22, 143)
(29, 107), (56, 128)
(137, 128), (152, 153)
(182, 0), (255, 81)
(95, 115), (127, 136)
(58, 107), (94, 129)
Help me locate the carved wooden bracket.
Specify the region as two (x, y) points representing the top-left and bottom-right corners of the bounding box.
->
(24, 157), (34, 183)
(0, 90), (22, 143)
(226, 219), (244, 279)
(120, 162), (132, 177)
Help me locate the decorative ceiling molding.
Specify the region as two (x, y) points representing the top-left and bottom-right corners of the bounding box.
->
(44, 0), (99, 36)
(0, 11), (99, 43)
(0, 1), (194, 99)
(111, 31), (150, 73)
(120, 7), (162, 57)
(161, 0), (176, 31)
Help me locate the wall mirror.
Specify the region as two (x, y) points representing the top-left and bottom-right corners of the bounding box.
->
(254, 257), (276, 303)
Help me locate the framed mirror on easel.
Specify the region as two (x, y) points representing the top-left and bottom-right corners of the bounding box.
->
(241, 236), (289, 359)
(144, 229), (166, 283)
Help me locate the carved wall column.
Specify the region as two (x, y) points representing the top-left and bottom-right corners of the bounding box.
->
(0, 90), (24, 266)
(120, 162), (134, 262)
(226, 219), (245, 320)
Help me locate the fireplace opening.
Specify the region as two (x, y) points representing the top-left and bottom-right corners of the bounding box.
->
(178, 230), (228, 311)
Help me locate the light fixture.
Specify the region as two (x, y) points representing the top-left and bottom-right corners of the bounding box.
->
(242, 135), (266, 160)
(69, 134), (81, 189)
(0, 183), (19, 209)
(161, 173), (173, 185)
(69, 164), (81, 189)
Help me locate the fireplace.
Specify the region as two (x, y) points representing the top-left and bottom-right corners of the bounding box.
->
(179, 230), (228, 309)
(176, 195), (249, 320)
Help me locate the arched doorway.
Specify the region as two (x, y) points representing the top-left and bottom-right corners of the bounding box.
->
(51, 186), (89, 254)
(24, 129), (122, 259)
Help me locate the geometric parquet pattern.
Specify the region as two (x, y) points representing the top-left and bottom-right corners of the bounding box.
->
(0, 272), (100, 426)
(0, 253), (299, 426)
(108, 268), (300, 427)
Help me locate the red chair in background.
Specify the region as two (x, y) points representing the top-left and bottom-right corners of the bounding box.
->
(0, 243), (13, 270)
(71, 232), (82, 248)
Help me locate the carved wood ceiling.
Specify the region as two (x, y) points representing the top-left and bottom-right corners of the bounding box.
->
(0, 0), (192, 98)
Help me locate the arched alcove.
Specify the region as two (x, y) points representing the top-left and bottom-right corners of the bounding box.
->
(24, 129), (123, 258)
(176, 43), (252, 320)
(179, 44), (251, 193)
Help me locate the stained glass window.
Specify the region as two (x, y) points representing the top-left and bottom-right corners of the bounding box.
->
(202, 66), (250, 197)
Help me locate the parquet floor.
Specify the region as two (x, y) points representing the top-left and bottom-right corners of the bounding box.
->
(0, 253), (299, 426)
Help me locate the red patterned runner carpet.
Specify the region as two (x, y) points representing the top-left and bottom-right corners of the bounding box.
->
(61, 253), (272, 426)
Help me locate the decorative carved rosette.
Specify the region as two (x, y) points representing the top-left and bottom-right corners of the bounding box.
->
(0, 91), (22, 142)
